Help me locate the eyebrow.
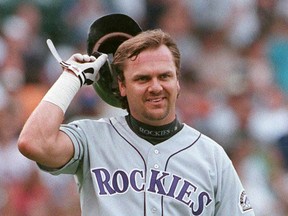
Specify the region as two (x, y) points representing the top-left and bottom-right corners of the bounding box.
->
(133, 70), (175, 79)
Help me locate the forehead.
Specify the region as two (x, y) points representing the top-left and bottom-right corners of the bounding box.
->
(126, 45), (174, 68)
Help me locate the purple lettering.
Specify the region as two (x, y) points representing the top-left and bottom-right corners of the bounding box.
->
(147, 170), (169, 195)
(91, 167), (213, 214)
(175, 180), (197, 205)
(166, 175), (182, 198)
(112, 170), (129, 193)
(130, 170), (145, 192)
(91, 168), (116, 195)
(191, 192), (212, 215)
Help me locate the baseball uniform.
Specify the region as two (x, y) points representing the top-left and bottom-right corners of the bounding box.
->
(40, 115), (255, 216)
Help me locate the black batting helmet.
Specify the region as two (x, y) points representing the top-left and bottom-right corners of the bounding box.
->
(87, 14), (142, 107)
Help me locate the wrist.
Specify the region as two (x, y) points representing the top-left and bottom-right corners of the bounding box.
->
(42, 72), (81, 113)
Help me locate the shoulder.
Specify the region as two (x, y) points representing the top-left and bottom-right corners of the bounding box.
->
(182, 124), (221, 147)
(61, 116), (129, 135)
(66, 116), (126, 128)
(182, 124), (229, 159)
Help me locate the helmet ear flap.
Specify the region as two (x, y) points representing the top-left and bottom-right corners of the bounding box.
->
(87, 13), (142, 107)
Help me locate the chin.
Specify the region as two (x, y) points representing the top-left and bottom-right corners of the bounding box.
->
(145, 110), (169, 122)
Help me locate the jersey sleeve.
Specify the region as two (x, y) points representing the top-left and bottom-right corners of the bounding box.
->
(215, 149), (255, 216)
(38, 122), (85, 175)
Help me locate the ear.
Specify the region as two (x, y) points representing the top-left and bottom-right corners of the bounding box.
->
(177, 80), (180, 94)
(118, 79), (126, 97)
(175, 79), (181, 98)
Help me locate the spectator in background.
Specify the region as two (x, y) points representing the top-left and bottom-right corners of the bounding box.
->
(154, 0), (201, 71)
(229, 134), (284, 216)
(0, 85), (40, 215)
(176, 69), (212, 130)
(266, 0), (288, 95)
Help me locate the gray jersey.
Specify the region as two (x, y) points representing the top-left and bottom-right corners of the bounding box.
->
(42, 116), (255, 216)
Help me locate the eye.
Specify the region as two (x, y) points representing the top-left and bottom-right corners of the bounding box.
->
(159, 73), (171, 80)
(135, 75), (150, 82)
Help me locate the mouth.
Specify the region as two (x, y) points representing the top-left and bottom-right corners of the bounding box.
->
(146, 97), (166, 105)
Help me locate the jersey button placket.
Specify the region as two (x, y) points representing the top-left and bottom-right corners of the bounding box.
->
(146, 147), (162, 215)
(154, 164), (159, 169)
(153, 149), (160, 169)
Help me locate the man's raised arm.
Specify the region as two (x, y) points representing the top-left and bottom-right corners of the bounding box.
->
(18, 52), (107, 168)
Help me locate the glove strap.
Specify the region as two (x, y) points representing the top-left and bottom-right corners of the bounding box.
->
(60, 61), (98, 86)
(60, 61), (86, 86)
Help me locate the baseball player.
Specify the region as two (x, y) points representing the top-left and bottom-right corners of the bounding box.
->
(18, 14), (255, 216)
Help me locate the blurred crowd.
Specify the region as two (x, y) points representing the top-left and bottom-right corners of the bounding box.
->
(1, 0), (288, 215)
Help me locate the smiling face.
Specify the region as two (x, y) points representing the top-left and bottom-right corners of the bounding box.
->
(118, 45), (180, 126)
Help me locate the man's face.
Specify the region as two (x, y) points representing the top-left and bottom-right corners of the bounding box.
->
(118, 45), (180, 126)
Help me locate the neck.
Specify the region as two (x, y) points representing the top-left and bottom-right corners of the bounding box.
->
(126, 114), (183, 145)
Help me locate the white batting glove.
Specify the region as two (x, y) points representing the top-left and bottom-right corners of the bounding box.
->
(63, 53), (108, 86)
(46, 39), (108, 86)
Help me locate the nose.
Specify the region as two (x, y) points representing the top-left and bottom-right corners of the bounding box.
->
(148, 78), (163, 93)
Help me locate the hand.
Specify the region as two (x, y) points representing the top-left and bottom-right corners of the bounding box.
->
(64, 53), (108, 86)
